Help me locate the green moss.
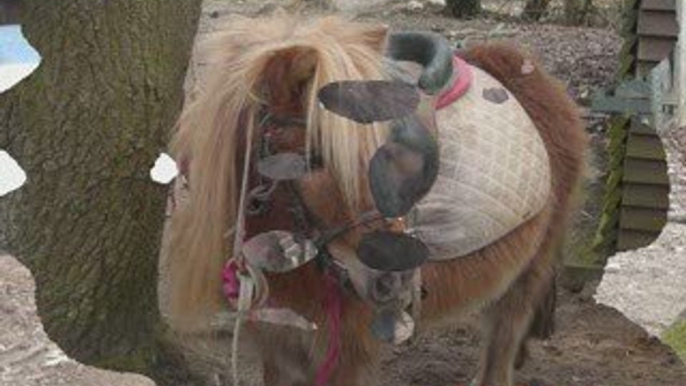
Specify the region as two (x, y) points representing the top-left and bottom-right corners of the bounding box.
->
(662, 320), (686, 364)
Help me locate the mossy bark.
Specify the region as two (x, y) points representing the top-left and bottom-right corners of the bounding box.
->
(0, 0), (202, 383)
(663, 319), (686, 364)
(564, 0), (594, 25)
(522, 0), (551, 21)
(445, 0), (481, 18)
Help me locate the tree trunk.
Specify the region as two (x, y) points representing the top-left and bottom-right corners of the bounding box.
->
(522, 0), (551, 21)
(564, 0), (593, 25)
(445, 0), (481, 19)
(0, 0), (203, 383)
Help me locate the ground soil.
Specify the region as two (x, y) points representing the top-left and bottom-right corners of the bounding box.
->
(2, 1), (686, 386)
(180, 2), (686, 385)
(380, 286), (686, 386)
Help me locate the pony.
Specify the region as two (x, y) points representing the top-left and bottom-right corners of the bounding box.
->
(165, 12), (587, 386)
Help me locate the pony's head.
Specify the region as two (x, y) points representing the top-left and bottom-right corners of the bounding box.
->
(166, 12), (418, 331)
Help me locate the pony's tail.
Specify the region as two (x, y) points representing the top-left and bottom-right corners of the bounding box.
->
(460, 44), (588, 342)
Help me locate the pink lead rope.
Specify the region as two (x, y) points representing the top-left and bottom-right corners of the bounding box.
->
(315, 272), (344, 386)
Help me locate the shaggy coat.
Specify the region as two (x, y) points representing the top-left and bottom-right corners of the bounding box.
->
(165, 13), (588, 386)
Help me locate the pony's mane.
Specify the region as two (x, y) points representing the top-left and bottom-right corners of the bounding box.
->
(166, 12), (391, 330)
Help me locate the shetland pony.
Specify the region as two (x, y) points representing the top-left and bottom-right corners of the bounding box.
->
(165, 13), (587, 386)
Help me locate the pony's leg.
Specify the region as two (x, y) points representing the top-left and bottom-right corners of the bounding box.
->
(252, 327), (313, 386)
(253, 314), (380, 386)
(331, 317), (381, 386)
(331, 357), (379, 386)
(473, 250), (555, 386)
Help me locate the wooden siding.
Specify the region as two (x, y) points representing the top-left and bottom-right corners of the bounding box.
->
(619, 0), (678, 78)
(641, 0), (676, 11)
(575, 0), (675, 283)
(615, 118), (669, 252)
(638, 10), (679, 37)
(638, 37), (678, 62)
(588, 114), (670, 260)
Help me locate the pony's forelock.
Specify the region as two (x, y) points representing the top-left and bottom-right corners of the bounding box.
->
(165, 13), (390, 331)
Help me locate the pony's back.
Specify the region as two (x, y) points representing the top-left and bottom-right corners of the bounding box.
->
(461, 43), (588, 346)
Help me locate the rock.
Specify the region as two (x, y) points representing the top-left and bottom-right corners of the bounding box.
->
(330, 0), (394, 12)
(405, 0), (424, 11)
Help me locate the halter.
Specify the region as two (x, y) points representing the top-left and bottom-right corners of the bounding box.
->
(250, 110), (408, 284)
(212, 110), (419, 386)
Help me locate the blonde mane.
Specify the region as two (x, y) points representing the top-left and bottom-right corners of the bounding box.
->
(166, 12), (391, 330)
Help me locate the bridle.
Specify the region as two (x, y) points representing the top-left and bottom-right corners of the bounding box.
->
(251, 109), (408, 289)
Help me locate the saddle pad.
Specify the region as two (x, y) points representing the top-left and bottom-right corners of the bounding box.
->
(407, 64), (551, 260)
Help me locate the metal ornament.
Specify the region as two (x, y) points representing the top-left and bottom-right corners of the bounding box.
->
(385, 31), (455, 95)
(357, 230), (429, 272)
(369, 115), (439, 218)
(241, 231), (318, 273)
(317, 80), (420, 124)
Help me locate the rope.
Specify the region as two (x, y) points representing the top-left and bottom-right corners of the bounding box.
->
(230, 115), (258, 386)
(232, 272), (254, 386)
(410, 269), (422, 339)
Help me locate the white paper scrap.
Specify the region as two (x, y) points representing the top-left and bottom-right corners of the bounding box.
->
(0, 150), (27, 196)
(150, 153), (178, 184)
(0, 25), (42, 93)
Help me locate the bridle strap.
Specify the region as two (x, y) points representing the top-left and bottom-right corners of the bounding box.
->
(314, 210), (385, 249)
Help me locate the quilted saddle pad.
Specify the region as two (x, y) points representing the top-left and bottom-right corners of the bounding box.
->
(407, 63), (551, 261)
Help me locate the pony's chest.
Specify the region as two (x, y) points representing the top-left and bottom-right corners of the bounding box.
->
(409, 65), (551, 260)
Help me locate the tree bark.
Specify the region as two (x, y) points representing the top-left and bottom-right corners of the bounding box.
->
(445, 0), (481, 19)
(564, 0), (593, 25)
(522, 0), (551, 21)
(0, 0), (203, 383)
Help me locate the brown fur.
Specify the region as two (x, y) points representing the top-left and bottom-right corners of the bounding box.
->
(166, 14), (587, 386)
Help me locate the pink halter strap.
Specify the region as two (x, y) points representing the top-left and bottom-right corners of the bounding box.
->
(435, 55), (473, 110)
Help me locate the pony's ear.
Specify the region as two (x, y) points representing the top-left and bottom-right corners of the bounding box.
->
(317, 80), (420, 124)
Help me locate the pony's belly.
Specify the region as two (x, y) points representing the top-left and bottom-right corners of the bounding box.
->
(409, 66), (551, 260)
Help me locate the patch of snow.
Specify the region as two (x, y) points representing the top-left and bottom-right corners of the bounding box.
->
(149, 153), (178, 184)
(0, 150), (27, 196)
(0, 25), (41, 93)
(405, 0), (424, 11)
(594, 224), (686, 336)
(330, 0), (394, 12)
(43, 349), (72, 367)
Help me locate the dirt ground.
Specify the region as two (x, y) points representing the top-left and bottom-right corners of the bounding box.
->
(3, 1), (686, 386)
(380, 287), (686, 386)
(161, 1), (686, 385)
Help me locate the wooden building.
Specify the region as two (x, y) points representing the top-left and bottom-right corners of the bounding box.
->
(586, 0), (677, 264)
